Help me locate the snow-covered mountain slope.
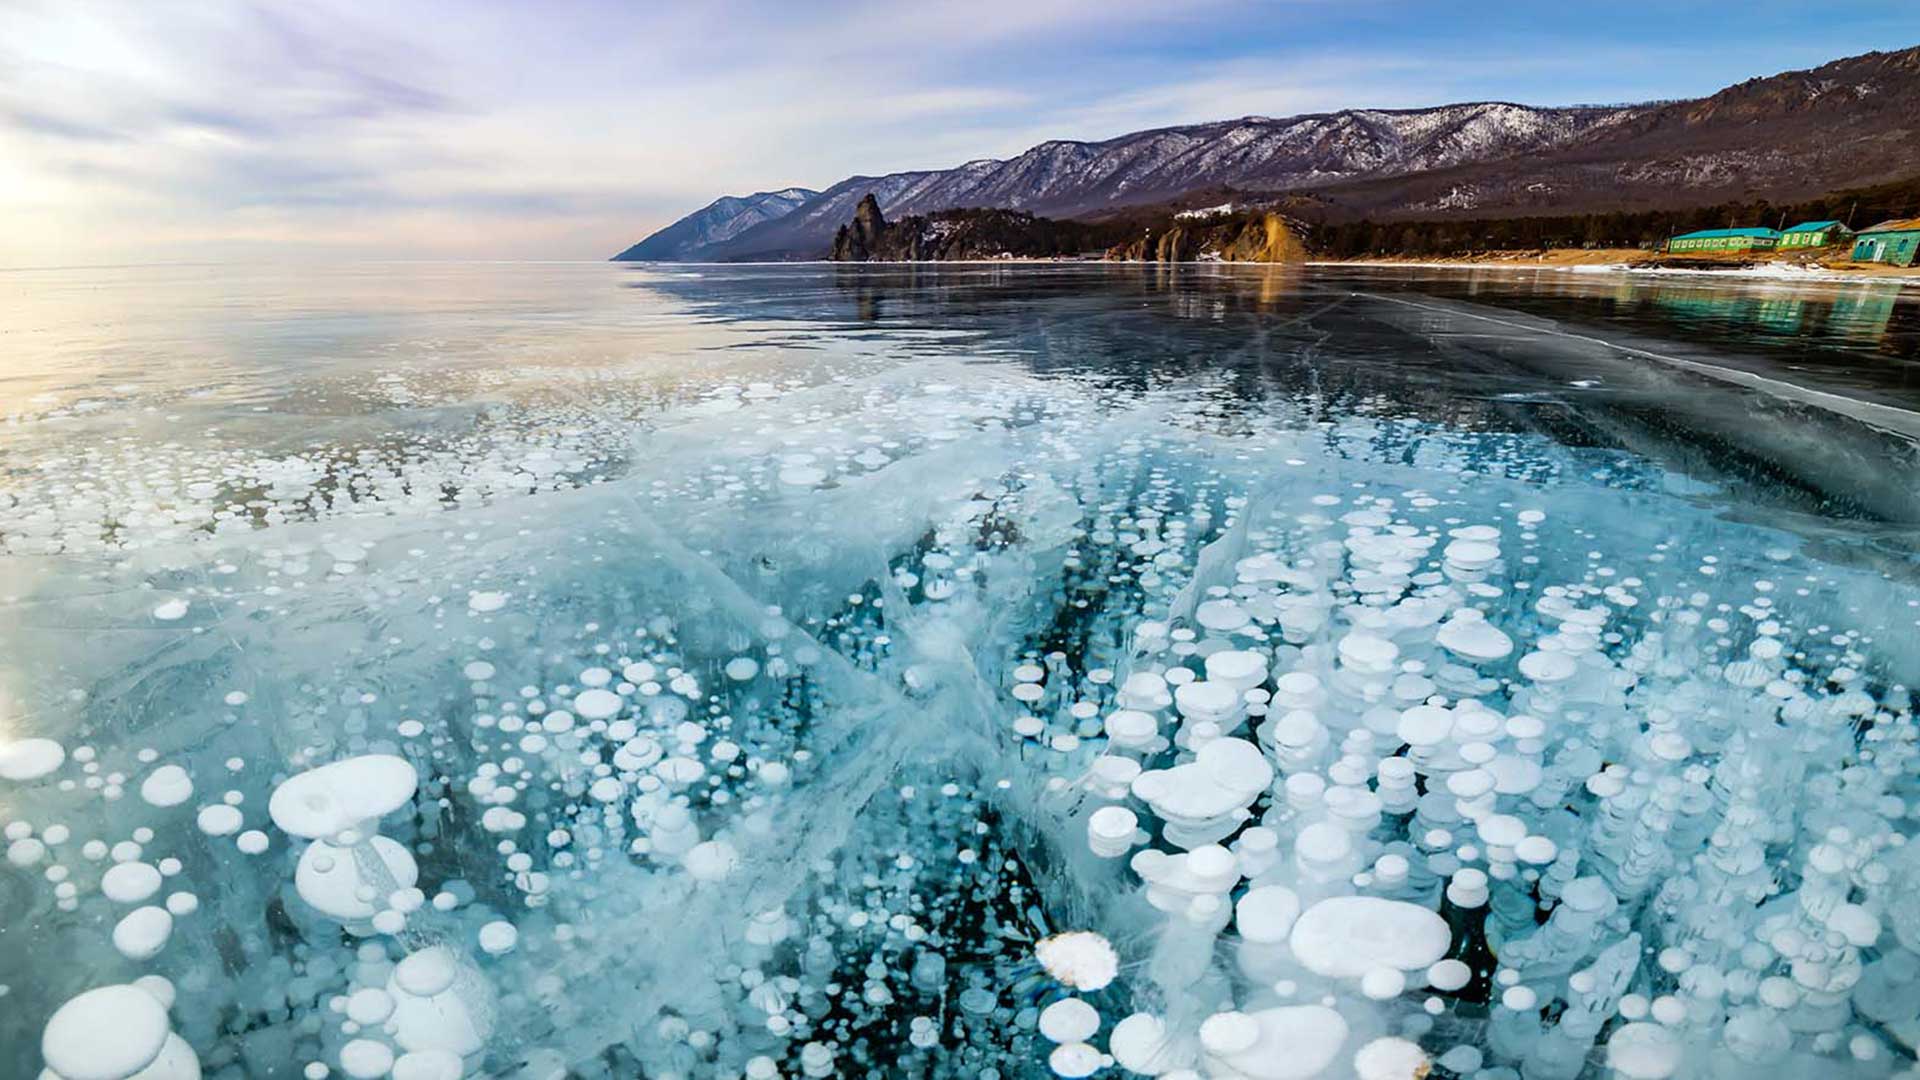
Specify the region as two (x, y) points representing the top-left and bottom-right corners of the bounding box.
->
(1317, 45), (1920, 218)
(613, 45), (1920, 261)
(611, 187), (818, 261)
(672, 103), (1628, 261)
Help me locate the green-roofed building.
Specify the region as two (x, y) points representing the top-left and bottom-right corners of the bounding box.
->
(1850, 219), (1920, 267)
(1779, 220), (1851, 249)
(1666, 227), (1781, 253)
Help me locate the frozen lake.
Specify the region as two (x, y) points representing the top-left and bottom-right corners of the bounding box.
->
(3, 262), (1919, 1079)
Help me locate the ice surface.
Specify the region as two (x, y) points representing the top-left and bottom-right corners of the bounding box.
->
(3, 263), (1920, 1079)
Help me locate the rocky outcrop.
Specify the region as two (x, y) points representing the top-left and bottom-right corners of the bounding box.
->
(1106, 213), (1307, 263)
(829, 197), (1129, 261)
(830, 194), (891, 260)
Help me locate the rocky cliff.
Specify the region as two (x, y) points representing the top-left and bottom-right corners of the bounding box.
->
(828, 195), (890, 260)
(1105, 212), (1307, 263)
(829, 196), (1129, 261)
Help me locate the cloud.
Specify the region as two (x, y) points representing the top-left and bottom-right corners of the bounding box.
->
(0, 0), (1907, 264)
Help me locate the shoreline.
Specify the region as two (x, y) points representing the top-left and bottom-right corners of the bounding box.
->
(1311, 253), (1920, 287)
(632, 256), (1920, 286)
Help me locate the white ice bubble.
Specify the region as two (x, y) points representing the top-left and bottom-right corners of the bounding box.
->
(391, 1050), (464, 1080)
(1606, 1022), (1684, 1079)
(1204, 1006), (1348, 1079)
(478, 920), (519, 956)
(0, 737), (65, 781)
(295, 836), (419, 922)
(1035, 931), (1118, 992)
(112, 905), (174, 961)
(8, 836), (45, 867)
(1288, 896), (1451, 979)
(41, 984), (171, 1080)
(1360, 967), (1407, 1000)
(268, 755), (417, 840)
(1235, 885), (1301, 944)
(1109, 1013), (1180, 1075)
(138, 765), (193, 808)
(394, 947), (459, 997)
(684, 839), (740, 882)
(347, 988), (396, 1025)
(1354, 1036), (1429, 1080)
(1435, 609), (1514, 661)
(102, 861), (163, 904)
(387, 956), (489, 1056)
(1047, 1042), (1103, 1078)
(1037, 997), (1101, 1043)
(340, 1038), (395, 1079)
(196, 804), (243, 836)
(573, 688), (622, 720)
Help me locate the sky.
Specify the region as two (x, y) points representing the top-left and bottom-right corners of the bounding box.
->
(1, 0), (1914, 266)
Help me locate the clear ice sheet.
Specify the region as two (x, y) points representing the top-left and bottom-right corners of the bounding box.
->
(2, 264), (1920, 1080)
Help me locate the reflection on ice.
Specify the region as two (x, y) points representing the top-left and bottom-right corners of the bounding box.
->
(3, 264), (1920, 1080)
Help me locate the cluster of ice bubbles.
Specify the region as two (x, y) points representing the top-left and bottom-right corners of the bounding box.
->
(5, 372), (1920, 1080)
(1010, 494), (1920, 1080)
(0, 340), (908, 558)
(0, 426), (608, 557)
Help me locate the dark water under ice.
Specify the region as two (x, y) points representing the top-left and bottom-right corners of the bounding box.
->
(1, 262), (1919, 1080)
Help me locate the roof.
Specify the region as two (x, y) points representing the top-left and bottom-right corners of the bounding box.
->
(1782, 220), (1845, 233)
(1670, 227), (1781, 240)
(1857, 218), (1920, 235)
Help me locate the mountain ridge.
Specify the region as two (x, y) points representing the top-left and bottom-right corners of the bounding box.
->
(611, 186), (818, 262)
(613, 46), (1920, 262)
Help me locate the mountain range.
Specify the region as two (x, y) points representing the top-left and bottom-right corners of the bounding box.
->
(610, 186), (817, 261)
(614, 46), (1920, 262)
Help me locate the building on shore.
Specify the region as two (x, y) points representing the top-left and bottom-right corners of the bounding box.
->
(1665, 227), (1781, 253)
(1850, 219), (1920, 266)
(1778, 220), (1851, 248)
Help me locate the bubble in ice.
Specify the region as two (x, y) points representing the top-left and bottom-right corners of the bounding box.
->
(1038, 997), (1101, 1044)
(40, 983), (182, 1080)
(572, 687), (622, 719)
(0, 737), (65, 781)
(1036, 931), (1119, 992)
(683, 839), (741, 881)
(295, 836), (419, 922)
(340, 1038), (395, 1079)
(268, 754), (417, 840)
(1202, 1006), (1347, 1079)
(1353, 1036), (1430, 1080)
(195, 804), (242, 835)
(138, 764), (193, 807)
(101, 861), (163, 904)
(111, 905), (173, 961)
(1047, 1042), (1104, 1078)
(477, 920), (518, 956)
(1287, 897), (1451, 979)
(8, 309), (1920, 1080)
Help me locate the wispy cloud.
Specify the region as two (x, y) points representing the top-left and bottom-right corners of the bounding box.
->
(0, 0), (1909, 264)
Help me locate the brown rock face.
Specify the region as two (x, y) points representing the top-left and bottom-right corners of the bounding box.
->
(1107, 213), (1306, 263)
